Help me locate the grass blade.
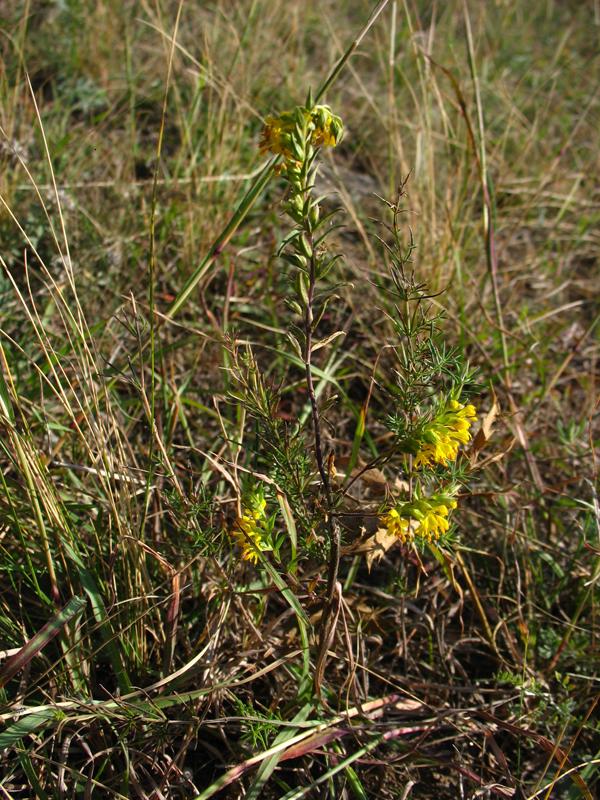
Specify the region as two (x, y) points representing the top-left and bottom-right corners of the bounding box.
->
(0, 596), (86, 689)
(0, 709), (59, 750)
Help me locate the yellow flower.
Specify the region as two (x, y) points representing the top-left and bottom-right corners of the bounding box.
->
(379, 495), (458, 544)
(259, 113), (296, 160)
(259, 105), (343, 162)
(310, 105), (343, 148)
(379, 507), (413, 543)
(414, 400), (477, 468)
(231, 495), (269, 564)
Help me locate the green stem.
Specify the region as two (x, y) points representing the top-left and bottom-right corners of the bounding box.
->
(166, 158), (277, 319)
(315, 0), (391, 103)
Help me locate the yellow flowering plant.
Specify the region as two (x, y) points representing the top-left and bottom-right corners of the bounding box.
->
(227, 95), (480, 709)
(231, 113), (480, 566)
(227, 95), (349, 697)
(366, 188), (480, 552)
(229, 97), (346, 575)
(254, 97), (346, 567)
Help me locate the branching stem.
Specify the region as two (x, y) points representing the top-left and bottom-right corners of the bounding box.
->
(302, 219), (341, 700)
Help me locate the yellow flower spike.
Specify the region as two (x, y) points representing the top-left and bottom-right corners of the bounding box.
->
(231, 492), (270, 564)
(414, 400), (477, 468)
(379, 494), (458, 545)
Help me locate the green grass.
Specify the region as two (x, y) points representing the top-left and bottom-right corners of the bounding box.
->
(0, 1), (598, 797)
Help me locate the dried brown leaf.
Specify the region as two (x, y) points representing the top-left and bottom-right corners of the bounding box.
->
(364, 523), (416, 570)
(470, 395), (500, 460)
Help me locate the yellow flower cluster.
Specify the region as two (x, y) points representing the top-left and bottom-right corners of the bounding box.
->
(379, 507), (413, 543)
(231, 495), (268, 564)
(380, 495), (458, 544)
(414, 400), (477, 468)
(259, 104), (343, 162)
(417, 499), (457, 541)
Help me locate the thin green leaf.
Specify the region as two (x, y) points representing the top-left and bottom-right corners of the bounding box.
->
(0, 709), (59, 750)
(167, 158), (276, 319)
(0, 596), (87, 689)
(246, 704), (313, 800)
